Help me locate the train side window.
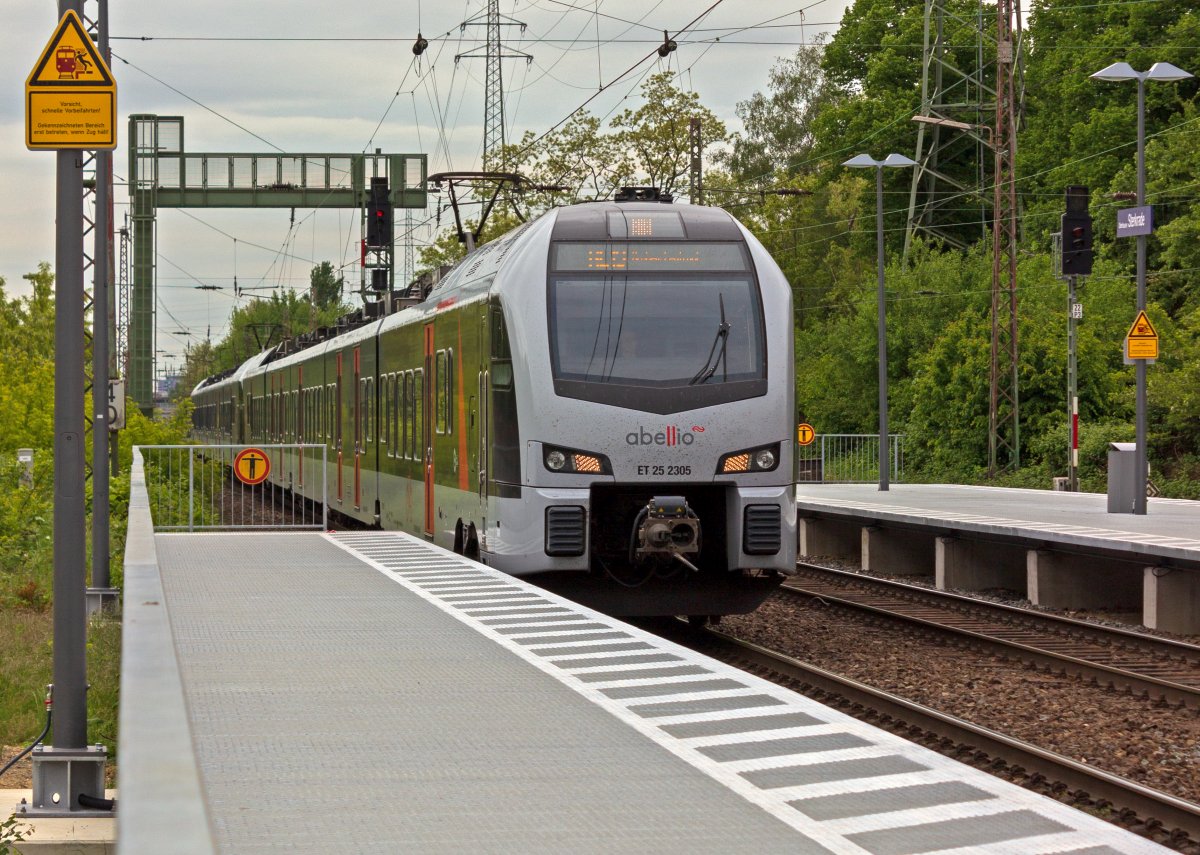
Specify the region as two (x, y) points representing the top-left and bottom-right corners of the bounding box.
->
(446, 349), (454, 435)
(386, 375), (393, 453)
(402, 371), (411, 459)
(369, 376), (376, 444)
(390, 373), (399, 457)
(413, 369), (423, 459)
(336, 376), (343, 446)
(381, 375), (389, 455)
(435, 351), (448, 434)
(393, 373), (400, 456)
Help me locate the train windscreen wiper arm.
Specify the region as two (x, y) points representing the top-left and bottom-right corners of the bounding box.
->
(689, 293), (730, 385)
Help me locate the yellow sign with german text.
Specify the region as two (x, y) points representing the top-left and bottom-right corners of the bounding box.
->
(1125, 310), (1159, 360)
(25, 10), (116, 150)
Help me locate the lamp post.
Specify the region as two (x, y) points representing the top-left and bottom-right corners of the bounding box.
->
(843, 153), (917, 491)
(1090, 61), (1193, 514)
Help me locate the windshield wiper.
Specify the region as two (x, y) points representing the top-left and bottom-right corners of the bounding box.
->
(689, 293), (730, 385)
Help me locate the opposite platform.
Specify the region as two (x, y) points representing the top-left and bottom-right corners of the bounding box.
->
(119, 528), (1167, 853)
(794, 484), (1200, 566)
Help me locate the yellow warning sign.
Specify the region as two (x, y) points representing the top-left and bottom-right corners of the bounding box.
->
(796, 423), (816, 447)
(25, 10), (116, 150)
(233, 447), (271, 486)
(1125, 310), (1159, 360)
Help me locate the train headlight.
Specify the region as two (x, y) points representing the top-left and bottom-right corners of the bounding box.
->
(543, 444), (612, 475)
(717, 443), (781, 474)
(754, 448), (776, 470)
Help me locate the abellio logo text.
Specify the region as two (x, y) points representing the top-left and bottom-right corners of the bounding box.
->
(626, 425), (705, 446)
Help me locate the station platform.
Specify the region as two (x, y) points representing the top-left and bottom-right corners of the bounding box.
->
(794, 484), (1200, 633)
(119, 526), (1166, 853)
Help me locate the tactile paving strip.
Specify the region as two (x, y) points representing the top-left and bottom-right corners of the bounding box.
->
(331, 531), (1166, 854)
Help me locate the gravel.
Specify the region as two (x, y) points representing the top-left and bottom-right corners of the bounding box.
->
(721, 586), (1200, 810)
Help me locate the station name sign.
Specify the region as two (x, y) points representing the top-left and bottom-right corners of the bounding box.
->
(1116, 205), (1153, 238)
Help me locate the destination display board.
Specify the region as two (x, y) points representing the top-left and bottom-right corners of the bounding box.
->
(553, 242), (747, 272)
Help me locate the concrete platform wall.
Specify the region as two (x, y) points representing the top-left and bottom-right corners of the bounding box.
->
(1144, 566), (1200, 635)
(861, 526), (933, 575)
(798, 511), (1200, 633)
(798, 517), (861, 561)
(1027, 550), (1142, 611)
(936, 537), (1026, 594)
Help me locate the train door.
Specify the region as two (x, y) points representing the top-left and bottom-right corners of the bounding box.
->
(423, 323), (435, 536)
(335, 351), (344, 503)
(353, 345), (362, 510)
(297, 365), (304, 489)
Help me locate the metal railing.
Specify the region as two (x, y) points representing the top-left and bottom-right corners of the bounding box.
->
(137, 444), (328, 531)
(796, 434), (904, 484)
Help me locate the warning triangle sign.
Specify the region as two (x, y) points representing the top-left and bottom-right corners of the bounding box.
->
(26, 10), (114, 88)
(1126, 310), (1158, 340)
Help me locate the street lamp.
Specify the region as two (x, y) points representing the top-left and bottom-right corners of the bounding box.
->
(1090, 61), (1193, 514)
(843, 153), (918, 490)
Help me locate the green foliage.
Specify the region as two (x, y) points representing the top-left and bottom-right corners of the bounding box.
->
(726, 45), (830, 180)
(608, 72), (727, 198)
(1020, 0), (1199, 243)
(0, 265), (56, 453)
(177, 265), (352, 398)
(418, 210), (524, 275)
(1, 812), (32, 852)
(309, 260), (345, 310)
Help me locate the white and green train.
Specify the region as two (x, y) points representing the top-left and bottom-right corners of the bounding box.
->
(193, 196), (797, 617)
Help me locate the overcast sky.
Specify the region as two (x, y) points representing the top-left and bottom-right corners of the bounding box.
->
(2, 0), (850, 371)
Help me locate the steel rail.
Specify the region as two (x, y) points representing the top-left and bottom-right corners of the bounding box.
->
(786, 567), (1200, 710)
(797, 563), (1200, 659)
(661, 621), (1200, 847)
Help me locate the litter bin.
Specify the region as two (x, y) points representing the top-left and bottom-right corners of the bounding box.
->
(1107, 442), (1137, 514)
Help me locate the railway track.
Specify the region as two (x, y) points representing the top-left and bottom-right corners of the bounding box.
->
(655, 619), (1200, 851)
(786, 563), (1200, 709)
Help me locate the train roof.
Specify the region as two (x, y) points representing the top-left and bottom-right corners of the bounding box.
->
(549, 200), (743, 241)
(193, 198), (750, 395)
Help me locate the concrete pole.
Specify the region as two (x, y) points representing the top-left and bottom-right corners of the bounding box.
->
(1134, 77), (1148, 514)
(876, 166), (889, 491)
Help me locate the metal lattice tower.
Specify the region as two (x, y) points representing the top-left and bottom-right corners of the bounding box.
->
(906, 0), (1024, 474)
(456, 0), (532, 168)
(905, 0), (994, 253)
(989, 0), (1022, 475)
(117, 216), (130, 379)
(403, 208), (415, 286)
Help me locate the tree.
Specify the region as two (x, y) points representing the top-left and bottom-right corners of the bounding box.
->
(1019, 0), (1199, 243)
(309, 261), (344, 310)
(0, 264), (56, 452)
(727, 44), (830, 181)
(609, 72), (727, 198)
(178, 263), (352, 396)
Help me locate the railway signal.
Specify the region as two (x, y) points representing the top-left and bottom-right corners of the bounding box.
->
(366, 176), (392, 248)
(1060, 186), (1093, 277)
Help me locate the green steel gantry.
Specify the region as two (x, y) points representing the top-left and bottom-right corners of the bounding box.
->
(127, 114), (427, 414)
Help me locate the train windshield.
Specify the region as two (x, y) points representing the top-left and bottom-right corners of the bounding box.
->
(549, 240), (763, 413)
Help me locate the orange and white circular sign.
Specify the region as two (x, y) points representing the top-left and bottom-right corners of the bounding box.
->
(233, 447), (271, 486)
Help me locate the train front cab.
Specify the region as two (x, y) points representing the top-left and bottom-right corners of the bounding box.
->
(481, 203), (797, 617)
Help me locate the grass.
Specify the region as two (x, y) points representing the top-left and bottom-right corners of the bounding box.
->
(0, 603), (122, 789)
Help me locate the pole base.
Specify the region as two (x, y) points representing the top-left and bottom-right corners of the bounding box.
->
(85, 587), (120, 617)
(21, 744), (112, 817)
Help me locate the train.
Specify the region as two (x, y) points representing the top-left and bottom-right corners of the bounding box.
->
(192, 191), (797, 618)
